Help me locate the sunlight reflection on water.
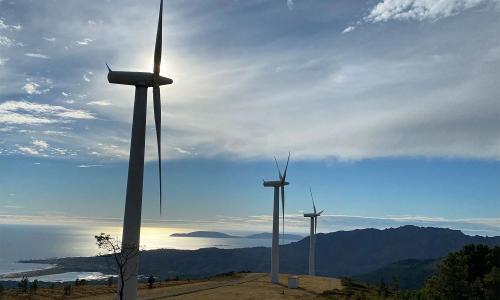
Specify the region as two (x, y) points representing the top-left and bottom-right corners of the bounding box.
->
(0, 224), (295, 276)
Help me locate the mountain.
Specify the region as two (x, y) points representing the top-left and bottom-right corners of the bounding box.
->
(24, 226), (500, 280)
(170, 231), (303, 240)
(354, 258), (440, 289)
(170, 231), (237, 238)
(245, 233), (303, 240)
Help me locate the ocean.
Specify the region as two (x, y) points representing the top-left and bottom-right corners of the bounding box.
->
(0, 223), (295, 281)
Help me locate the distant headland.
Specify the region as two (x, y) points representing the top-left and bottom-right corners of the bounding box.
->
(170, 231), (303, 240)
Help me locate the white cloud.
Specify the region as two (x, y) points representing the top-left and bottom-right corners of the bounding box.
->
(365, 0), (498, 23)
(23, 82), (40, 95)
(287, 0), (294, 10)
(16, 145), (40, 156)
(0, 35), (14, 47)
(87, 100), (111, 106)
(342, 26), (356, 34)
(0, 56), (8, 65)
(61, 92), (70, 97)
(22, 78), (53, 95)
(43, 37), (56, 42)
(32, 139), (49, 149)
(25, 53), (49, 59)
(83, 72), (93, 82)
(76, 38), (94, 45)
(0, 100), (95, 124)
(0, 19), (22, 31)
(65, 100), (75, 104)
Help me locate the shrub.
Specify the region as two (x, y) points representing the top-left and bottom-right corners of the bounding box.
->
(18, 276), (29, 293)
(148, 275), (156, 289)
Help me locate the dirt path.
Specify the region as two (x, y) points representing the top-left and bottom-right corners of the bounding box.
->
(144, 273), (266, 299)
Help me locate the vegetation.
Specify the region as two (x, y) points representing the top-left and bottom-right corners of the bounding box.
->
(95, 232), (140, 300)
(423, 244), (500, 299)
(63, 283), (72, 295)
(30, 279), (39, 292)
(17, 276), (28, 293)
(323, 244), (500, 300)
(148, 275), (156, 289)
(355, 259), (438, 289)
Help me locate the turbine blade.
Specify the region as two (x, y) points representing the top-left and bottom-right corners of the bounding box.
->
(274, 156), (282, 181)
(153, 0), (163, 75)
(318, 209), (325, 215)
(282, 152), (290, 181)
(310, 188), (316, 214)
(153, 86), (162, 214)
(106, 63), (111, 72)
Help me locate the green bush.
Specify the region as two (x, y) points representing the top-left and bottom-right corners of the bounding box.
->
(18, 276), (29, 293)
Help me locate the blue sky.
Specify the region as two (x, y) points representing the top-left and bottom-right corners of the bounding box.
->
(1, 0), (499, 235)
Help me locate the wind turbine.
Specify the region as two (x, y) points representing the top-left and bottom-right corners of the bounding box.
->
(303, 188), (324, 276)
(263, 153), (290, 284)
(106, 0), (172, 298)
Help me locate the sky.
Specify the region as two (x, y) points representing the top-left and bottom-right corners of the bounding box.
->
(1, 0), (499, 236)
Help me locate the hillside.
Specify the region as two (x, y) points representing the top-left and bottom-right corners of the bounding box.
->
(19, 226), (500, 280)
(354, 258), (440, 289)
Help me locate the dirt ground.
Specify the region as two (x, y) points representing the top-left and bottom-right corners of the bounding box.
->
(2, 273), (342, 299)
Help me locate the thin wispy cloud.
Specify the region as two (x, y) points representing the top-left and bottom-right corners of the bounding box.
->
(76, 38), (94, 45)
(0, 100), (95, 124)
(240, 214), (500, 236)
(77, 164), (105, 168)
(43, 37), (56, 42)
(25, 53), (49, 59)
(342, 26), (356, 34)
(87, 100), (111, 106)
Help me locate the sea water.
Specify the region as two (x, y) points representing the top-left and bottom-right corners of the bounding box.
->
(0, 223), (296, 281)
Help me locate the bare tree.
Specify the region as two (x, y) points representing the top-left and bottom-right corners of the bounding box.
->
(95, 233), (140, 300)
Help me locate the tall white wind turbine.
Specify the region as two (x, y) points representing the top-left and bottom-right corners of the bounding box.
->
(303, 188), (324, 276)
(106, 1), (172, 298)
(263, 153), (290, 284)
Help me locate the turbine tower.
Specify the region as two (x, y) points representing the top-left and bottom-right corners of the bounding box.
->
(106, 1), (172, 298)
(303, 188), (324, 276)
(263, 153), (290, 284)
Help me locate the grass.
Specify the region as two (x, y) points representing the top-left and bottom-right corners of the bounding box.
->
(0, 272), (344, 299)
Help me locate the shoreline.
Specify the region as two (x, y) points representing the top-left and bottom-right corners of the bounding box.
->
(0, 265), (65, 280)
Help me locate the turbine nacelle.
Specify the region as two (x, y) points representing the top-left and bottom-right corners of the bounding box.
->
(263, 180), (290, 187)
(107, 70), (173, 87)
(303, 212), (319, 218)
